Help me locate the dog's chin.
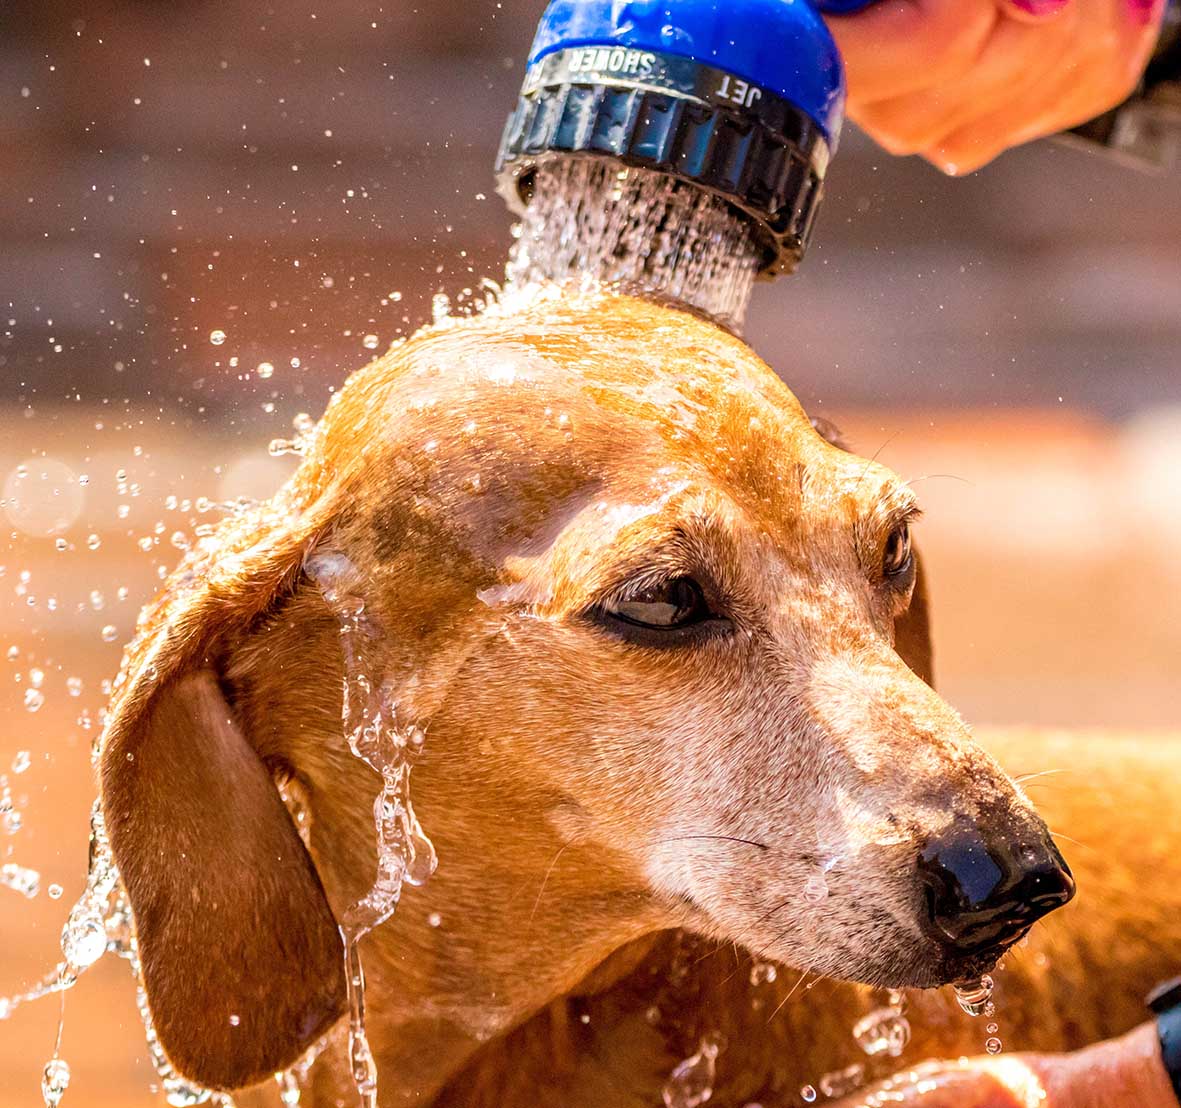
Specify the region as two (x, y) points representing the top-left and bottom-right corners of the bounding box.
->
(817, 937), (1014, 992)
(672, 891), (1014, 993)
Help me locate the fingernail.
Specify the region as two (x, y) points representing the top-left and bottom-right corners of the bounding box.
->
(1125, 0), (1161, 26)
(1008, 0), (1070, 16)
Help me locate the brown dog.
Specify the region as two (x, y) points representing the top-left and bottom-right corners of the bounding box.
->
(98, 291), (1181, 1107)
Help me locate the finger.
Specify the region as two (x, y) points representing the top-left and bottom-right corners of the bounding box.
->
(924, 17), (1144, 172)
(827, 1066), (1023, 1108)
(851, 11), (1072, 155)
(827, 0), (999, 106)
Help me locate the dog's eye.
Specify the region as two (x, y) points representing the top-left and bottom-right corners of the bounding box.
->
(601, 577), (713, 630)
(883, 522), (913, 578)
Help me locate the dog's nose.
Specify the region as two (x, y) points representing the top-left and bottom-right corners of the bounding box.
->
(918, 816), (1075, 953)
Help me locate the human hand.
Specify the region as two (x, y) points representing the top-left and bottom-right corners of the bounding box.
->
(826, 1021), (1177, 1108)
(825, 0), (1168, 174)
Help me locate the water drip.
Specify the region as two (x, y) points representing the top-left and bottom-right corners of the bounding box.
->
(662, 1032), (723, 1108)
(851, 991), (911, 1058)
(504, 160), (760, 332)
(817, 1062), (866, 1098)
(41, 1057), (70, 1107)
(952, 974), (995, 1017)
(305, 550), (438, 1108)
(1, 861), (40, 898)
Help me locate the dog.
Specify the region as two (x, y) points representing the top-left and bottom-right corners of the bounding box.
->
(98, 290), (1180, 1107)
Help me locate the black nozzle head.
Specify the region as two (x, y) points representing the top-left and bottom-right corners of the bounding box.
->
(496, 48), (833, 277)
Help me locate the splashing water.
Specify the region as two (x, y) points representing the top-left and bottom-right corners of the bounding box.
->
(1, 861), (40, 898)
(41, 1057), (70, 1107)
(852, 991), (911, 1058)
(818, 1062), (867, 1099)
(268, 411), (319, 458)
(1, 799), (232, 1107)
(505, 160), (760, 332)
(953, 974), (995, 1017)
(748, 961), (778, 986)
(305, 550), (437, 1108)
(662, 1032), (724, 1108)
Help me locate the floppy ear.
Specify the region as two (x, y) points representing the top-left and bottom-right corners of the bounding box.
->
(809, 417), (935, 687)
(100, 501), (346, 1091)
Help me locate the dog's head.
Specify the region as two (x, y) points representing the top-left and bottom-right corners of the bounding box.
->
(98, 291), (1072, 1092)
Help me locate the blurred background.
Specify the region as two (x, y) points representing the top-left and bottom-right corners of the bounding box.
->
(1, 1), (1178, 1105)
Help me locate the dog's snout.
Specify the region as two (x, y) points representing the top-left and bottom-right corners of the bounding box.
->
(917, 816), (1075, 955)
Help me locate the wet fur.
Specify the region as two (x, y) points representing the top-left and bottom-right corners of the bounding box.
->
(97, 292), (1181, 1105)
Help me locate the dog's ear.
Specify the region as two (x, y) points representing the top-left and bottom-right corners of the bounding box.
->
(100, 498), (346, 1092)
(810, 417), (935, 687)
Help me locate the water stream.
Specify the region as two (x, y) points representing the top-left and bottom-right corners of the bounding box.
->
(505, 159), (761, 332)
(304, 550), (437, 1108)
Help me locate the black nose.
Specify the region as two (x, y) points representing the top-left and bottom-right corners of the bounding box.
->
(918, 816), (1075, 953)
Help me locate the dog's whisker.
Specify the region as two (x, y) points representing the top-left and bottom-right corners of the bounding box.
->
(651, 834), (770, 852)
(1014, 768), (1070, 785)
(529, 840), (577, 924)
(751, 897), (795, 929)
(690, 939), (728, 970)
(1047, 828), (1090, 851)
(904, 473), (975, 487)
(769, 966), (812, 1022)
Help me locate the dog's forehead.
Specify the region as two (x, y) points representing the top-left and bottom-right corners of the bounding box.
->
(310, 294), (902, 563)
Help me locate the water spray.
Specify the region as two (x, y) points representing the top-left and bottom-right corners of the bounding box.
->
(497, 0), (869, 329)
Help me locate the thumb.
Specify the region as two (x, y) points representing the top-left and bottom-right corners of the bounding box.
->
(827, 1061), (1034, 1107)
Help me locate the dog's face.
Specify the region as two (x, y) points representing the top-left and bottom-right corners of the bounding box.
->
(99, 290), (1072, 1093)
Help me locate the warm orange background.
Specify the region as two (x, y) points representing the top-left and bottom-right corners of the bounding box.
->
(2, 1), (1179, 1105)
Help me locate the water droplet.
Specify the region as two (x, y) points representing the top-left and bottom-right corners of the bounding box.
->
(41, 1057), (70, 1107)
(662, 1034), (720, 1108)
(985, 1037), (1003, 1054)
(427, 911), (442, 928)
(749, 961), (777, 986)
(54, 537), (68, 552)
(953, 975), (995, 1017)
(48, 883), (63, 899)
(208, 329), (226, 346)
(986, 1021), (998, 1034)
(24, 688), (44, 712)
(800, 1085), (817, 1103)
(61, 908), (107, 969)
(431, 292), (451, 323)
(818, 1063), (866, 1099)
(362, 334), (379, 350)
(86, 534), (101, 550)
(100, 625), (118, 643)
(257, 361), (275, 379)
(66, 677), (82, 697)
(852, 1005), (911, 1058)
(277, 1071), (301, 1105)
(162, 1076), (212, 1106)
(1, 862), (40, 898)
(12, 750), (31, 774)
(803, 871), (829, 903)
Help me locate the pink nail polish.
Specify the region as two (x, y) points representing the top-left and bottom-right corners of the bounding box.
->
(1008, 0), (1070, 16)
(1125, 0), (1161, 26)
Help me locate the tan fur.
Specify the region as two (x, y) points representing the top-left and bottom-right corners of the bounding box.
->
(98, 291), (1181, 1105)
